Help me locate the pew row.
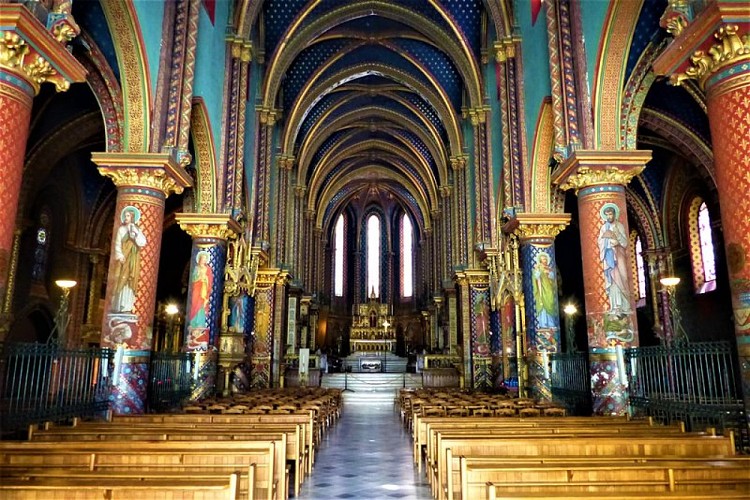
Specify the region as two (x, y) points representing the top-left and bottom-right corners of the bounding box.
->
(433, 433), (737, 500)
(0, 472), (241, 500)
(30, 421), (307, 497)
(0, 439), (283, 500)
(108, 411), (316, 464)
(459, 456), (750, 500)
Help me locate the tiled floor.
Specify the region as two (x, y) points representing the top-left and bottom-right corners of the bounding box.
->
(296, 394), (432, 499)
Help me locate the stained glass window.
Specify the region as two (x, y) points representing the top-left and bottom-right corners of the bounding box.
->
(401, 214), (413, 298)
(333, 214), (344, 297)
(367, 214), (380, 298)
(688, 198), (717, 294)
(635, 236), (647, 302)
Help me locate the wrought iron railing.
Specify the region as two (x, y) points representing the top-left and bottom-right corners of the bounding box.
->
(0, 342), (114, 435)
(148, 351), (194, 412)
(550, 351), (592, 416)
(625, 341), (747, 450)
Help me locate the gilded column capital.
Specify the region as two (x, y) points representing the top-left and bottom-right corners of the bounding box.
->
(449, 155), (468, 170)
(514, 213), (572, 240)
(493, 35), (520, 62)
(175, 213), (242, 241)
(257, 106), (280, 126)
(227, 35), (252, 62)
(0, 4), (86, 95)
(439, 185), (452, 198)
(294, 185), (306, 198)
(431, 209), (440, 220)
(653, 1), (750, 91)
(304, 209), (315, 220)
(278, 155), (296, 171)
(679, 25), (750, 89)
(92, 152), (193, 196)
(551, 150), (651, 192)
(462, 106), (490, 124)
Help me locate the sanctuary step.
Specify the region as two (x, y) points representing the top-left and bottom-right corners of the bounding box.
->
(321, 373), (423, 393)
(342, 351), (408, 373)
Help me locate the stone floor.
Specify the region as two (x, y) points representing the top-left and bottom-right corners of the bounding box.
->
(296, 392), (431, 499)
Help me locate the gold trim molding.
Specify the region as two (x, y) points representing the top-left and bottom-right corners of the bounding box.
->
(92, 152), (193, 196)
(514, 213), (572, 240)
(175, 213), (242, 240)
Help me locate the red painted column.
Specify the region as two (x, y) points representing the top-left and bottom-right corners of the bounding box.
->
(0, 5), (86, 334)
(653, 1), (750, 432)
(553, 151), (651, 415)
(92, 153), (191, 414)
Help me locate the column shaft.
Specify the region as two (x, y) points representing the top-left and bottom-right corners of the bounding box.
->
(552, 150), (650, 415)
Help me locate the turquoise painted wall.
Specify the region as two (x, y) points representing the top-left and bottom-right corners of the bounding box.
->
(580, 0), (611, 99)
(193, 1), (230, 164)
(243, 59), (261, 216)
(516, 0), (551, 161)
(484, 51), (503, 212)
(132, 0), (164, 96)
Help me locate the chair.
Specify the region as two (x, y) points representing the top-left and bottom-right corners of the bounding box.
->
(543, 407), (566, 417)
(518, 407), (542, 418)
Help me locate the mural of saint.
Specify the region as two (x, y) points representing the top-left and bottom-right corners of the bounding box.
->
(188, 250), (213, 329)
(228, 295), (246, 333)
(473, 292), (490, 354)
(597, 203), (630, 312)
(532, 251), (558, 329)
(111, 206), (146, 313)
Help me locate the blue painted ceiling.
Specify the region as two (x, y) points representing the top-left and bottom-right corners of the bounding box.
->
(264, 0), (483, 232)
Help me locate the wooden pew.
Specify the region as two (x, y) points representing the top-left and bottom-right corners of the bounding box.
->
(0, 471), (240, 500)
(412, 415), (653, 469)
(32, 421), (307, 497)
(433, 433), (736, 500)
(459, 457), (750, 500)
(419, 418), (685, 478)
(111, 410), (316, 470)
(0, 439), (282, 500)
(486, 490), (750, 500)
(424, 423), (691, 480)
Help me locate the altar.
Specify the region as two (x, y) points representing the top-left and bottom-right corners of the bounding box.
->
(349, 294), (395, 353)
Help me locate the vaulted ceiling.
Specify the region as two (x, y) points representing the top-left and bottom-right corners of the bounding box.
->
(258, 0), (486, 236)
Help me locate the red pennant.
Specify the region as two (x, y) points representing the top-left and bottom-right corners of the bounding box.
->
(531, 0), (543, 26)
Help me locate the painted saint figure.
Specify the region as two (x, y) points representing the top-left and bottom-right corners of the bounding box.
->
(111, 206), (147, 313)
(188, 250), (213, 329)
(598, 203), (631, 312)
(533, 251), (558, 328)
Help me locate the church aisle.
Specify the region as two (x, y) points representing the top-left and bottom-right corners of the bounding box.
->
(296, 393), (431, 499)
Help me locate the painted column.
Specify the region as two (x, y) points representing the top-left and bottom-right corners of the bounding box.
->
(515, 214), (571, 401)
(93, 152), (192, 414)
(455, 271), (492, 390)
(653, 4), (750, 423)
(0, 4), (85, 336)
(251, 269), (279, 389)
(552, 150), (651, 415)
(176, 213), (240, 400)
(272, 272), (289, 386)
